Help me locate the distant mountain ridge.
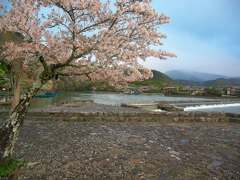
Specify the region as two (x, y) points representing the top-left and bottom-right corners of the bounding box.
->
(165, 70), (230, 83)
(165, 70), (202, 82)
(164, 70), (240, 86)
(201, 78), (240, 86)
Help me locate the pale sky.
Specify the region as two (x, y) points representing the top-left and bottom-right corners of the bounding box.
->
(2, 0), (240, 77)
(140, 0), (240, 77)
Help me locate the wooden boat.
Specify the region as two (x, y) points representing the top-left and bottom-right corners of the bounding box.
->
(34, 93), (62, 98)
(0, 93), (13, 104)
(45, 93), (62, 96)
(125, 91), (141, 95)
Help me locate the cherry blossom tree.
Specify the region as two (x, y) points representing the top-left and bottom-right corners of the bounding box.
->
(0, 0), (176, 159)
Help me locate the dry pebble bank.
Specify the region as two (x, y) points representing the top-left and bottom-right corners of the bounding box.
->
(0, 103), (239, 179)
(5, 121), (240, 180)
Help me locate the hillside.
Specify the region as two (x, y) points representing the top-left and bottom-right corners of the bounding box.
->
(151, 70), (175, 82)
(129, 69), (178, 87)
(0, 31), (24, 45)
(60, 69), (178, 92)
(201, 78), (240, 86)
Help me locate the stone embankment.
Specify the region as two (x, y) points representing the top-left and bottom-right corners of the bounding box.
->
(0, 102), (239, 123)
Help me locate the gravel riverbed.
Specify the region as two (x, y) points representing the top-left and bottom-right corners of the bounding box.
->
(0, 103), (239, 179)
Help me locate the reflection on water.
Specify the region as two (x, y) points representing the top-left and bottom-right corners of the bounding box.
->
(30, 91), (75, 109)
(0, 91), (76, 110)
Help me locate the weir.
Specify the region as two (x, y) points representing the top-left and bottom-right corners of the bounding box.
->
(121, 102), (184, 111)
(121, 100), (240, 112)
(121, 102), (158, 110)
(185, 103), (240, 111)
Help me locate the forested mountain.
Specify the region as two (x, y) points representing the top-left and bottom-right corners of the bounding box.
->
(201, 78), (240, 86)
(129, 69), (178, 87)
(151, 70), (175, 82)
(176, 78), (240, 86)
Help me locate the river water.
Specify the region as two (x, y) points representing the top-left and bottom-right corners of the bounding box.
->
(1, 92), (240, 114)
(29, 91), (209, 107)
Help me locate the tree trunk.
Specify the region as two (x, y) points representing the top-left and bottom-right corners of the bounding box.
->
(7, 64), (15, 93)
(0, 106), (26, 159)
(10, 67), (23, 114)
(0, 77), (47, 159)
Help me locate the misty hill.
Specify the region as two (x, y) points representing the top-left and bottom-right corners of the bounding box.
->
(173, 79), (201, 86)
(165, 70), (229, 83)
(164, 70), (202, 82)
(175, 78), (240, 86)
(201, 78), (240, 86)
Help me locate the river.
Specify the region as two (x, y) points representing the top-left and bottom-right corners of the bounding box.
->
(1, 91), (240, 114)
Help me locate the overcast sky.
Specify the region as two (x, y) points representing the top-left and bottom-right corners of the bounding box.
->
(2, 0), (239, 77)
(140, 0), (240, 77)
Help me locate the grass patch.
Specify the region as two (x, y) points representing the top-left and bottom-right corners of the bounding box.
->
(0, 158), (27, 177)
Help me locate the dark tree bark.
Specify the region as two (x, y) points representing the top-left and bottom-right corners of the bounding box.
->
(0, 75), (50, 159)
(0, 103), (27, 159)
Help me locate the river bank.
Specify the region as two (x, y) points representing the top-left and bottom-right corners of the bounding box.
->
(1, 122), (239, 179)
(0, 102), (239, 179)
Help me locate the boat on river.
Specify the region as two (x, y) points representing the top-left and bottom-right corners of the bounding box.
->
(125, 91), (141, 95)
(0, 93), (13, 104)
(34, 93), (62, 98)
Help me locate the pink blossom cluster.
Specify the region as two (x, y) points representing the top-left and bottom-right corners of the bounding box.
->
(0, 0), (176, 85)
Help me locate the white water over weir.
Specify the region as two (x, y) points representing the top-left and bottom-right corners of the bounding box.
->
(185, 103), (240, 111)
(121, 100), (240, 113)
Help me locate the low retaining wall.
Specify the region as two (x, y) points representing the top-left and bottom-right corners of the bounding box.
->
(121, 103), (184, 111)
(57, 99), (94, 106)
(0, 111), (239, 123)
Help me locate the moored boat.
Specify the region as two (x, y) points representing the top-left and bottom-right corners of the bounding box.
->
(34, 93), (62, 98)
